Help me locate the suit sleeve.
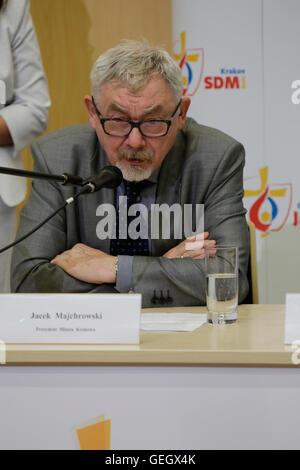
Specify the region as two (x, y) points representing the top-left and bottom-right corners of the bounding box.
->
(11, 141), (118, 294)
(132, 141), (249, 307)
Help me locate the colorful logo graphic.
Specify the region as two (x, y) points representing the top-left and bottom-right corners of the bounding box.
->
(294, 202), (300, 226)
(244, 167), (293, 237)
(174, 32), (246, 94)
(204, 69), (246, 90)
(174, 32), (204, 96)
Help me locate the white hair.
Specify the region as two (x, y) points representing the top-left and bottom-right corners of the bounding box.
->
(91, 40), (183, 103)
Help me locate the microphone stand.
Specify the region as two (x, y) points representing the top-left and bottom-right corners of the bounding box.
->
(0, 166), (84, 186)
(0, 185), (92, 255)
(0, 166), (83, 254)
(0, 165), (123, 255)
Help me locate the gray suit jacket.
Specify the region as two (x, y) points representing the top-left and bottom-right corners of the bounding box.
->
(11, 118), (249, 307)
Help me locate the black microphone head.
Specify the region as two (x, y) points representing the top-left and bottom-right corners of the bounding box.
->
(82, 165), (123, 193)
(95, 165), (123, 190)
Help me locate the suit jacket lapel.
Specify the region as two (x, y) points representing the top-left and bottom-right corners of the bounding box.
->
(152, 131), (186, 256)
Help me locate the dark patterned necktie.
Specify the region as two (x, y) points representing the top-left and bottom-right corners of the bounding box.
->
(110, 181), (150, 256)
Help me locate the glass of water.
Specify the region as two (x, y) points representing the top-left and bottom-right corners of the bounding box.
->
(205, 246), (238, 325)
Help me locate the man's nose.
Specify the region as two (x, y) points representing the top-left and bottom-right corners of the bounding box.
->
(124, 126), (146, 148)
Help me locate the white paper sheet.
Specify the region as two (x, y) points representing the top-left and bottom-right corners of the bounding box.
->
(140, 313), (207, 332)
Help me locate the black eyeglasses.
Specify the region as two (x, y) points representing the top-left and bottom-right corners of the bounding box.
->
(92, 96), (181, 138)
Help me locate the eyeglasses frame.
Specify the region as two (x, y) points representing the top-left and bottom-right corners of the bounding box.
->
(91, 95), (182, 138)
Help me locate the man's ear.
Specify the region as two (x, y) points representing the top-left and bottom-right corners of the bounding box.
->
(84, 95), (97, 130)
(177, 97), (191, 130)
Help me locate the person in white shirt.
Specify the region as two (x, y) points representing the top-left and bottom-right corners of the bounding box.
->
(0, 0), (50, 291)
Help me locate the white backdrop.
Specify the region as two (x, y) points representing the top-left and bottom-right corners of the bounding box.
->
(172, 0), (300, 303)
(0, 366), (300, 450)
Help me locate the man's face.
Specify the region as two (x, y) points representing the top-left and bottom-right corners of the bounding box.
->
(85, 76), (190, 181)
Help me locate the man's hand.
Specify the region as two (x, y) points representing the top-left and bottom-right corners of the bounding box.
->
(163, 232), (216, 259)
(51, 243), (117, 284)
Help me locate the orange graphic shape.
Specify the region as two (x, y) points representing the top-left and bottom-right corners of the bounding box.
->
(76, 419), (111, 450)
(244, 166), (287, 199)
(244, 166), (268, 197)
(174, 32), (199, 63)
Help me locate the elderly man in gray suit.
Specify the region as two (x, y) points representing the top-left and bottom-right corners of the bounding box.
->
(11, 40), (249, 307)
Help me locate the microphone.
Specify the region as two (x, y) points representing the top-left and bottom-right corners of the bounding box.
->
(79, 165), (123, 195)
(0, 166), (123, 255)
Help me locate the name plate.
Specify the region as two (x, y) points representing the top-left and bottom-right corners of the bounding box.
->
(0, 294), (141, 344)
